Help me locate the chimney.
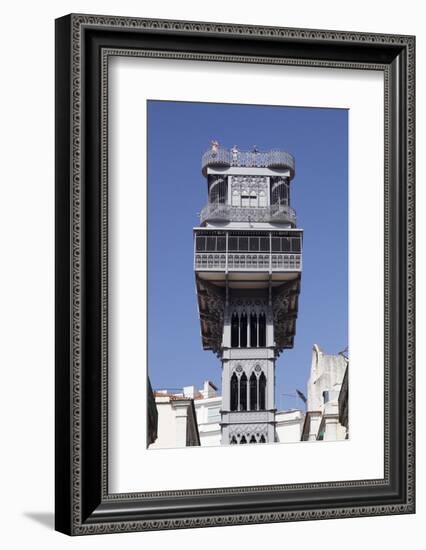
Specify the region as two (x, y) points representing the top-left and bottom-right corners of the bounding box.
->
(203, 380), (217, 398)
(183, 385), (196, 399)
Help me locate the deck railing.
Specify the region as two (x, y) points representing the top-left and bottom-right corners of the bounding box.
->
(200, 203), (297, 226)
(202, 148), (295, 177)
(194, 252), (302, 272)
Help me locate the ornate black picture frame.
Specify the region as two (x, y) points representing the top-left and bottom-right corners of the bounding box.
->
(55, 13), (415, 535)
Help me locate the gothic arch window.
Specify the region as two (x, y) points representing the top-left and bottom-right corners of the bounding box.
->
(250, 312), (258, 348)
(231, 312), (239, 348)
(209, 177), (227, 204)
(240, 372), (247, 411)
(240, 312), (248, 347)
(249, 435), (256, 444)
(240, 435), (247, 444)
(249, 190), (257, 207)
(230, 373), (238, 411)
(259, 372), (267, 410)
(250, 372), (258, 411)
(259, 190), (266, 207)
(230, 436), (237, 444)
(259, 435), (266, 443)
(259, 312), (266, 347)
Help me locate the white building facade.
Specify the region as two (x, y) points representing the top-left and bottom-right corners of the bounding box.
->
(302, 345), (348, 441)
(149, 392), (200, 449)
(187, 381), (222, 447)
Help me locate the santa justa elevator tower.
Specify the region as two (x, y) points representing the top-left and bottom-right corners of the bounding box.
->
(194, 143), (303, 444)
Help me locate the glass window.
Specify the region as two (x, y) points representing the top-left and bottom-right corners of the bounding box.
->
(292, 238), (301, 253)
(230, 374), (238, 411)
(281, 237), (291, 252)
(250, 313), (258, 348)
(239, 313), (248, 348)
(228, 237), (238, 251)
(231, 313), (239, 348)
(206, 236), (216, 251)
(241, 194), (250, 207)
(239, 237), (248, 251)
(260, 237), (269, 251)
(240, 373), (247, 411)
(196, 237), (206, 251)
(259, 373), (266, 410)
(250, 373), (257, 411)
(249, 237), (259, 251)
(217, 236), (226, 251)
(271, 237), (281, 252)
(259, 313), (266, 347)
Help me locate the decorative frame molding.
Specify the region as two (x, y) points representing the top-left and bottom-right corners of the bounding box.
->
(55, 13), (415, 535)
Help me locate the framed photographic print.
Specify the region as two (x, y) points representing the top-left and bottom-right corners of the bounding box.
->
(55, 14), (415, 535)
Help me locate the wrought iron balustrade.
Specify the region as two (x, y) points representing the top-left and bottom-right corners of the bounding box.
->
(200, 203), (296, 225)
(202, 147), (295, 176)
(194, 252), (302, 272)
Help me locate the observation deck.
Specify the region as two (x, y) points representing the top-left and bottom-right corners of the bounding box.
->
(202, 147), (295, 178)
(194, 228), (303, 288)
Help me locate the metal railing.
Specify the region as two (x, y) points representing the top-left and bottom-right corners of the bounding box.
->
(202, 148), (295, 177)
(194, 252), (302, 272)
(200, 203), (297, 226)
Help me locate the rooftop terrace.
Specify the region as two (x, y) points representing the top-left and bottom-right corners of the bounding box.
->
(202, 144), (295, 177)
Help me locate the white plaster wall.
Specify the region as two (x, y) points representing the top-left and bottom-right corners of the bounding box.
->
(194, 397), (222, 446)
(199, 430), (222, 447)
(149, 400), (179, 449)
(276, 411), (305, 443)
(307, 346), (347, 412)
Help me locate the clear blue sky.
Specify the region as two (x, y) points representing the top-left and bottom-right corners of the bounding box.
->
(147, 100), (348, 410)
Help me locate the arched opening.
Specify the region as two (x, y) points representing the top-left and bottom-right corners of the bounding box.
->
(249, 435), (256, 444)
(209, 176), (227, 204)
(259, 372), (267, 410)
(250, 372), (258, 411)
(240, 373), (247, 411)
(259, 313), (266, 347)
(240, 435), (247, 444)
(240, 312), (247, 347)
(250, 190), (257, 207)
(259, 435), (266, 443)
(250, 312), (258, 348)
(230, 436), (237, 444)
(231, 313), (239, 348)
(271, 178), (289, 206)
(230, 373), (238, 411)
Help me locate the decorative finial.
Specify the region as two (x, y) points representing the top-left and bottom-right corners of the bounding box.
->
(252, 145), (259, 153)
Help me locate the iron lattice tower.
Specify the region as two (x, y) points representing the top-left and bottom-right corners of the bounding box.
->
(194, 143), (303, 444)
